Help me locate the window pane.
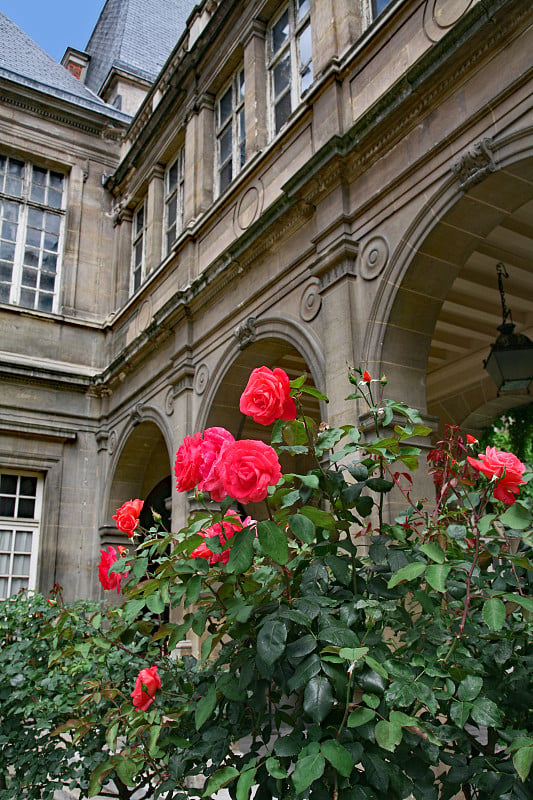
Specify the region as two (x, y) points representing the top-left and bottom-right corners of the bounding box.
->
(28, 208), (44, 229)
(17, 498), (35, 518)
(301, 64), (313, 94)
(0, 497), (15, 516)
(42, 253), (57, 272)
(3, 200), (19, 222)
(219, 126), (233, 164)
(166, 224), (176, 254)
(1, 221), (17, 241)
(37, 293), (53, 312)
(219, 87), (233, 125)
(167, 162), (178, 193)
(0, 263), (13, 283)
(26, 226), (42, 247)
(274, 55), (291, 97)
(10, 578), (28, 594)
(15, 531), (33, 552)
(0, 529), (11, 548)
(19, 288), (35, 308)
(19, 476), (37, 496)
(167, 195), (177, 229)
(239, 70), (245, 101)
(275, 92), (292, 133)
(299, 24), (312, 72)
(45, 212), (61, 235)
(220, 162), (232, 194)
(298, 0), (310, 20)
(135, 206), (144, 233)
(272, 10), (289, 53)
(47, 189), (62, 209)
(0, 475), (17, 493)
(30, 184), (46, 204)
(0, 578), (8, 599)
(39, 273), (55, 292)
(24, 249), (40, 267)
(22, 268), (38, 288)
(0, 554), (10, 573)
(50, 171), (63, 191)
(0, 242), (15, 262)
(43, 233), (59, 252)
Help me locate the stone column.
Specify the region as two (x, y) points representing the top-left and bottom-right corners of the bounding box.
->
(243, 19), (268, 158)
(113, 207), (133, 308)
(183, 95), (215, 224)
(309, 0), (363, 77)
(145, 164), (164, 274)
(60, 163), (85, 313)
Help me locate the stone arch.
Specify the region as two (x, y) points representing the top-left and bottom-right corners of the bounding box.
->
(196, 315), (326, 433)
(105, 405), (173, 525)
(196, 323), (325, 518)
(364, 139), (533, 434)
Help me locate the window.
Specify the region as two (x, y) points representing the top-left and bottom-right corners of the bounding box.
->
(164, 151), (185, 255)
(0, 472), (42, 599)
(131, 201), (146, 293)
(0, 154), (65, 313)
(216, 69), (245, 195)
(372, 0), (394, 17)
(268, 0), (313, 136)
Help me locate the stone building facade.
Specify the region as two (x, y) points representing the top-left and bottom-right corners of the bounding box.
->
(0, 0), (531, 601)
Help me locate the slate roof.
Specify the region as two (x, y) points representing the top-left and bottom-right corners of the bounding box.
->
(0, 11), (130, 122)
(84, 0), (197, 94)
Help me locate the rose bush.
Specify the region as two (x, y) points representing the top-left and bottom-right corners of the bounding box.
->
(99, 544), (129, 592)
(5, 366), (532, 800)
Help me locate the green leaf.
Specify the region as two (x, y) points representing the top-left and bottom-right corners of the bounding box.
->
(258, 521), (289, 565)
(387, 562), (426, 589)
(339, 646), (369, 662)
(185, 574), (202, 605)
(504, 594), (533, 613)
(321, 740), (354, 777)
(419, 542), (445, 564)
(286, 634), (317, 659)
(513, 746), (533, 782)
(292, 751), (326, 793)
(347, 708), (376, 727)
(483, 597), (506, 631)
(457, 675), (483, 702)
(146, 592), (166, 615)
(470, 697), (501, 727)
(446, 524), (467, 540)
(287, 653), (321, 691)
(416, 683), (438, 715)
(303, 676), (334, 723)
(202, 767), (239, 797)
(300, 474), (320, 489)
(300, 506), (336, 531)
(123, 598), (145, 622)
(365, 478), (393, 493)
(364, 655), (388, 678)
(299, 384), (329, 402)
(450, 700), (471, 728)
(375, 720), (403, 752)
(266, 757), (287, 779)
(195, 684), (217, 730)
(257, 620), (287, 666)
(425, 564), (451, 593)
(225, 528), (255, 574)
(115, 758), (138, 788)
(288, 513), (315, 543)
(88, 760), (115, 797)
(236, 765), (257, 800)
(500, 501), (530, 530)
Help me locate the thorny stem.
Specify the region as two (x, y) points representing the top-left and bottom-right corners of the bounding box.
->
(457, 516), (481, 639)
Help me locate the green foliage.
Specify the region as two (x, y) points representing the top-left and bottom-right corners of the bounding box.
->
(2, 373), (532, 799)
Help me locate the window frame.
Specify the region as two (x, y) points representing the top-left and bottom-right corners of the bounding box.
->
(164, 150), (185, 257)
(0, 154), (66, 314)
(0, 471), (43, 599)
(131, 199), (147, 294)
(215, 67), (246, 197)
(267, 0), (313, 138)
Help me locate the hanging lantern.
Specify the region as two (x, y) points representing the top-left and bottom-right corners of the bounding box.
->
(484, 263), (533, 392)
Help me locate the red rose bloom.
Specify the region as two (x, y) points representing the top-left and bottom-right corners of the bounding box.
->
(190, 512), (255, 565)
(113, 499), (143, 537)
(466, 434), (478, 444)
(198, 427), (235, 501)
(174, 432), (204, 492)
(362, 370), (371, 383)
(239, 366), (296, 426)
(217, 439), (282, 504)
(131, 666), (161, 711)
(98, 545), (129, 593)
(467, 446), (526, 505)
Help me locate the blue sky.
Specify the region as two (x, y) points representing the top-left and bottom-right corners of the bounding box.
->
(1, 0), (105, 60)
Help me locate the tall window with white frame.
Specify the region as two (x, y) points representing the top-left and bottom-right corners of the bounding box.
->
(131, 201), (146, 294)
(164, 150), (185, 256)
(216, 68), (245, 195)
(0, 472), (42, 599)
(268, 0), (313, 137)
(0, 154), (65, 313)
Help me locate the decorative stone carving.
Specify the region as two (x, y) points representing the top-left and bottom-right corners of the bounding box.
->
(108, 430), (117, 455)
(165, 387), (175, 416)
(359, 235), (390, 281)
(95, 430), (109, 452)
(451, 138), (495, 190)
(423, 0), (474, 42)
(194, 363), (210, 395)
(130, 402), (144, 426)
(234, 316), (257, 349)
(137, 299), (153, 333)
(312, 237), (359, 292)
(300, 279), (322, 321)
(234, 181), (264, 233)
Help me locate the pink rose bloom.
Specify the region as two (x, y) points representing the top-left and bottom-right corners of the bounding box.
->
(239, 366), (296, 426)
(198, 427), (235, 501)
(218, 439), (282, 504)
(190, 512), (255, 565)
(174, 432), (204, 492)
(98, 545), (129, 593)
(113, 499), (143, 537)
(467, 446), (526, 505)
(131, 666), (161, 711)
